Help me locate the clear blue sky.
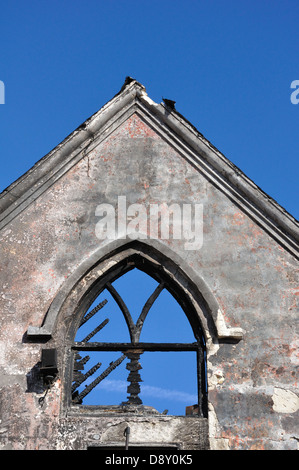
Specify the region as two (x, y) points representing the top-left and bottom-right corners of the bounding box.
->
(75, 268), (198, 414)
(0, 1), (298, 415)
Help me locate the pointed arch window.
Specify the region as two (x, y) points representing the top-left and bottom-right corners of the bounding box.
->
(69, 262), (207, 417)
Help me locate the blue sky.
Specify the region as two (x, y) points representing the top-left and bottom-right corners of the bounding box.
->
(0, 1), (298, 415)
(0, 0), (298, 218)
(74, 268), (199, 414)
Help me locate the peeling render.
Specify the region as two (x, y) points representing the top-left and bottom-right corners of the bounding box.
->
(272, 388), (299, 414)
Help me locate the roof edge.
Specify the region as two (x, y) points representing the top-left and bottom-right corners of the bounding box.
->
(136, 90), (299, 246)
(0, 78), (142, 216)
(0, 77), (298, 259)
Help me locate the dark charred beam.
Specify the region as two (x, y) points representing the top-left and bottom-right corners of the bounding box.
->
(71, 361), (102, 393)
(122, 351), (143, 405)
(81, 318), (109, 342)
(105, 282), (135, 340)
(72, 354), (126, 404)
(134, 282), (164, 342)
(72, 342), (199, 351)
(73, 352), (90, 371)
(80, 299), (108, 327)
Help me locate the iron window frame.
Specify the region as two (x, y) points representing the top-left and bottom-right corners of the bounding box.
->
(67, 254), (208, 417)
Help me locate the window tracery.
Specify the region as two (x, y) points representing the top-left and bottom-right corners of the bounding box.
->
(69, 266), (207, 416)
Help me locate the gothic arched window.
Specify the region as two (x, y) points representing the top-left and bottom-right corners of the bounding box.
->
(68, 258), (207, 417)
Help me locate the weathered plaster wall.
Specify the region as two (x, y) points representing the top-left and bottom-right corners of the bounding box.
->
(0, 113), (298, 450)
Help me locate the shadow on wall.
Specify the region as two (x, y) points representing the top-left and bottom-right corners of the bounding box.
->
(26, 362), (44, 394)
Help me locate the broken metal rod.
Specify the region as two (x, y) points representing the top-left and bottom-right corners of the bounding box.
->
(74, 354), (90, 370)
(72, 354), (126, 404)
(124, 351), (143, 405)
(124, 427), (130, 450)
(82, 318), (109, 342)
(80, 299), (108, 327)
(71, 361), (102, 393)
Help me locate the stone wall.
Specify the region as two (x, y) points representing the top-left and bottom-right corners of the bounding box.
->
(0, 86), (298, 450)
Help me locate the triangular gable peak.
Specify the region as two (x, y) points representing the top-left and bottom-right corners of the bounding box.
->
(0, 77), (298, 258)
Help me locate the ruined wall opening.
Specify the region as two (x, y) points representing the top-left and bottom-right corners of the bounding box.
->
(66, 256), (207, 417)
